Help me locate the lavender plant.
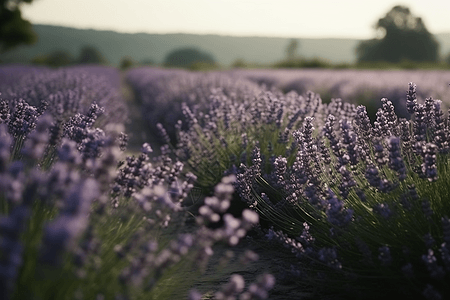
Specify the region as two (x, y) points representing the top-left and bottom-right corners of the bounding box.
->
(9, 63), (450, 299)
(0, 66), (272, 300)
(228, 68), (450, 120)
(174, 86), (335, 195)
(0, 66), (127, 127)
(126, 67), (263, 146)
(229, 83), (450, 299)
(139, 73), (450, 298)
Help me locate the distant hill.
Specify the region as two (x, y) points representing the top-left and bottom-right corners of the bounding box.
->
(1, 24), (450, 67)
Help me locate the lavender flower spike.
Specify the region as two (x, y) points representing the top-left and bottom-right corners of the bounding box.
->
(326, 188), (353, 227)
(387, 136), (407, 181)
(422, 143), (438, 182)
(406, 82), (417, 114)
(40, 178), (100, 265)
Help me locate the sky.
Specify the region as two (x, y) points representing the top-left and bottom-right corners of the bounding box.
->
(21, 0), (450, 39)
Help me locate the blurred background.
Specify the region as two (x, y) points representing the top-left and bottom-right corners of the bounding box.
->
(1, 0), (450, 70)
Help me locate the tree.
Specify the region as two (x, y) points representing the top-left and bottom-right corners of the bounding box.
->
(119, 56), (135, 70)
(77, 45), (108, 65)
(31, 50), (74, 68)
(164, 48), (216, 68)
(445, 52), (450, 65)
(286, 39), (299, 61)
(356, 5), (439, 63)
(0, 0), (36, 53)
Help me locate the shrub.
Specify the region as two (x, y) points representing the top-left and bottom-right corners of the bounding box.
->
(0, 66), (272, 300)
(159, 77), (450, 298)
(163, 48), (216, 69)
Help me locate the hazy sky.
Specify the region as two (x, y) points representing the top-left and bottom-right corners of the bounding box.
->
(21, 0), (450, 39)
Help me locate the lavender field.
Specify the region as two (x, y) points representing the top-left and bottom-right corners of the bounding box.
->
(1, 65), (450, 300)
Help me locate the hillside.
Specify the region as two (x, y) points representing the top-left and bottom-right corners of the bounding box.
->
(1, 24), (450, 67)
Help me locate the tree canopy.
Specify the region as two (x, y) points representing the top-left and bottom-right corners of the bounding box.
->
(164, 48), (216, 68)
(285, 39), (299, 61)
(119, 56), (135, 70)
(356, 5), (439, 63)
(0, 0), (36, 53)
(77, 45), (108, 65)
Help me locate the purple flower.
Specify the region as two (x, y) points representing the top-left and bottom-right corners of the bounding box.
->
(325, 189), (353, 227)
(8, 99), (38, 138)
(340, 118), (359, 166)
(0, 100), (10, 124)
(378, 245), (392, 266)
(422, 249), (445, 279)
(243, 273), (276, 299)
(373, 139), (387, 166)
(21, 113), (53, 161)
(406, 82), (417, 114)
(365, 164), (381, 188)
(354, 105), (372, 137)
(0, 205), (30, 298)
(338, 165), (356, 199)
(57, 139), (82, 164)
(420, 199), (434, 221)
(387, 136), (407, 181)
(374, 98), (398, 138)
(273, 156), (287, 188)
(413, 104), (427, 155)
(298, 222), (315, 246)
(215, 274), (245, 299)
(422, 143), (438, 182)
(318, 247), (342, 270)
(373, 203), (392, 219)
(0, 124), (12, 172)
(40, 178), (99, 265)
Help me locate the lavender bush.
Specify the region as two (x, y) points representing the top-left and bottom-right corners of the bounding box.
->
(7, 63), (450, 299)
(228, 68), (450, 120)
(126, 67), (263, 146)
(153, 76), (450, 299)
(0, 66), (271, 300)
(0, 66), (128, 127)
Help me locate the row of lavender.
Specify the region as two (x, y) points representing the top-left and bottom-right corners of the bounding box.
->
(126, 67), (264, 145)
(0, 66), (273, 300)
(126, 66), (450, 299)
(228, 68), (450, 119)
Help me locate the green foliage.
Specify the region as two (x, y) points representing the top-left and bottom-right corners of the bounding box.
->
(186, 61), (218, 71)
(31, 49), (74, 68)
(274, 57), (332, 69)
(164, 47), (216, 69)
(356, 5), (439, 63)
(0, 0), (36, 53)
(230, 59), (267, 69)
(354, 60), (450, 70)
(270, 59), (450, 70)
(285, 39), (299, 61)
(31, 50), (73, 67)
(445, 52), (450, 65)
(231, 58), (248, 69)
(119, 56), (135, 70)
(252, 150), (450, 297)
(77, 45), (108, 65)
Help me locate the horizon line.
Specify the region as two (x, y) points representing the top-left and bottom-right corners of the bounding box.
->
(33, 23), (450, 41)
